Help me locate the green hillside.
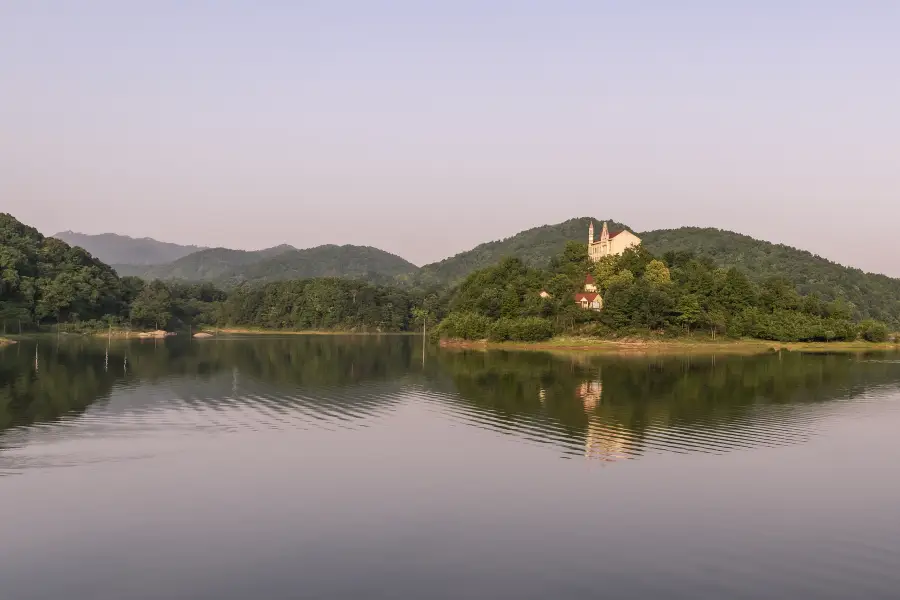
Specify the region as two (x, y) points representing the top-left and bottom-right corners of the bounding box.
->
(641, 227), (900, 326)
(415, 217), (630, 286)
(413, 217), (900, 326)
(1, 214), (128, 325)
(53, 231), (204, 265)
(118, 244), (418, 285)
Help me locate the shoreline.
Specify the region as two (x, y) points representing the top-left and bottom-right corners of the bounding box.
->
(204, 328), (414, 336)
(438, 336), (900, 355)
(90, 329), (174, 339)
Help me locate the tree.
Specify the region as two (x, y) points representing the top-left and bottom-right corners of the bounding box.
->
(130, 281), (173, 330)
(718, 268), (756, 313)
(605, 269), (635, 288)
(760, 277), (801, 312)
(825, 297), (853, 321)
(643, 260), (672, 286)
(546, 274), (574, 301)
(592, 255), (620, 289)
(556, 241), (593, 285)
(617, 246), (655, 278)
(675, 294), (703, 334)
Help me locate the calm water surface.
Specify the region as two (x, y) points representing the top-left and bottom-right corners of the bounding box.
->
(1, 336), (899, 599)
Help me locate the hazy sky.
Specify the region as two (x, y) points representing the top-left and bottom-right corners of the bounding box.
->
(2, 2), (898, 272)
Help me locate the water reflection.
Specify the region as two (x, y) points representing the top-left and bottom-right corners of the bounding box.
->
(428, 348), (900, 461)
(4, 337), (900, 600)
(3, 337), (900, 467)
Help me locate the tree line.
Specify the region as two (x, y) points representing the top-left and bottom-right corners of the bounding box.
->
(1, 212), (893, 342)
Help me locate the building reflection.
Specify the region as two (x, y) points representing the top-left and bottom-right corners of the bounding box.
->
(578, 379), (602, 411)
(577, 372), (629, 462)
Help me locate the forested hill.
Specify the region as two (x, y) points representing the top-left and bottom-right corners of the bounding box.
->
(116, 245), (296, 281)
(641, 227), (900, 325)
(53, 231), (205, 266)
(118, 244), (418, 285)
(232, 245), (418, 284)
(413, 217), (900, 325)
(1, 214), (128, 324)
(415, 218), (631, 286)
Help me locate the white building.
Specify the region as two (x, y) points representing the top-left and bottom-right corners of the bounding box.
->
(588, 221), (641, 261)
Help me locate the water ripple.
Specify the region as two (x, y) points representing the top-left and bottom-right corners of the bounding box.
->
(414, 384), (900, 463)
(0, 376), (410, 474)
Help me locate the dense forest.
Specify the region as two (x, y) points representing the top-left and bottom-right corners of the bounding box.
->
(641, 227), (900, 327)
(0, 214), (130, 328)
(435, 241), (890, 343)
(218, 279), (440, 332)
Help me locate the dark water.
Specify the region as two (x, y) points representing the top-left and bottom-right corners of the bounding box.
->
(2, 336), (899, 599)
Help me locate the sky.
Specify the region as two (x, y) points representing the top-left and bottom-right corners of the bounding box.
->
(1, 2), (898, 272)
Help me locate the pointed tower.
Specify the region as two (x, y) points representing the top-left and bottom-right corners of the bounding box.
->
(600, 221), (609, 241)
(588, 221), (595, 245)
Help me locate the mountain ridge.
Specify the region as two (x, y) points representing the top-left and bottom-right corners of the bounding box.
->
(113, 243), (417, 285)
(53, 231), (207, 266)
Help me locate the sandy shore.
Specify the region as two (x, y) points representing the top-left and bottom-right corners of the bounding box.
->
(207, 328), (411, 336)
(91, 329), (175, 339)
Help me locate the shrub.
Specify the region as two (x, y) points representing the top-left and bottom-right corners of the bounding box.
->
(749, 310), (857, 342)
(435, 312), (492, 340)
(508, 317), (554, 341)
(859, 320), (889, 343)
(488, 317), (554, 342)
(487, 319), (511, 342)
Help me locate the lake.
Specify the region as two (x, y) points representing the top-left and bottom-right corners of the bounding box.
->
(1, 335), (899, 599)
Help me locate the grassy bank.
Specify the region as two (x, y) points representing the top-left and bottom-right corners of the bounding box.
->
(439, 336), (900, 355)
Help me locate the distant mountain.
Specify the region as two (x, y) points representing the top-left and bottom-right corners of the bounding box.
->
(53, 231), (205, 266)
(415, 217), (632, 286)
(233, 245), (418, 284)
(120, 243), (417, 285)
(119, 245), (296, 281)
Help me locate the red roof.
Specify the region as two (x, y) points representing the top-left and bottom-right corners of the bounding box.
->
(609, 231), (623, 239)
(584, 274), (595, 284)
(574, 292), (599, 302)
